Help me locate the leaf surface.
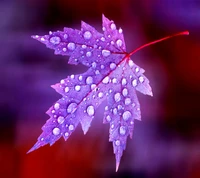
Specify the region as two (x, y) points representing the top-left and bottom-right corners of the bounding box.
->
(28, 14), (153, 171)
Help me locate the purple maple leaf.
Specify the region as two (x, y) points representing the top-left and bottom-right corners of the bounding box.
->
(28, 14), (189, 171)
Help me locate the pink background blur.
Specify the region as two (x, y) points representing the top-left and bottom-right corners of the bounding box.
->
(0, 0), (200, 178)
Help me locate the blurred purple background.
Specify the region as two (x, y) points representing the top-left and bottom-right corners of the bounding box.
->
(0, 0), (200, 178)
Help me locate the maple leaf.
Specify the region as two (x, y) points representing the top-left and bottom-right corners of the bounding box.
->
(28, 14), (189, 171)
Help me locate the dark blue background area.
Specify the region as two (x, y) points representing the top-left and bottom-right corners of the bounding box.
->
(0, 0), (200, 178)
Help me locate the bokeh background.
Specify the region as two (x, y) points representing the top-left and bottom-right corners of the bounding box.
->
(0, 0), (200, 178)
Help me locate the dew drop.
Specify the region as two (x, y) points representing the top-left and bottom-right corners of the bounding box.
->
(112, 78), (117, 84)
(102, 49), (111, 57)
(122, 111), (132, 121)
(53, 128), (60, 135)
(67, 42), (75, 50)
(50, 36), (61, 45)
(125, 98), (131, 105)
(115, 140), (120, 146)
(135, 67), (139, 73)
(60, 79), (65, 84)
(101, 65), (104, 69)
(106, 115), (111, 122)
(101, 37), (105, 41)
(64, 34), (68, 39)
(91, 84), (96, 90)
(118, 105), (122, 110)
(65, 132), (69, 137)
(121, 78), (127, 85)
(54, 103), (60, 110)
(57, 116), (64, 124)
(139, 76), (144, 83)
(83, 31), (92, 40)
(102, 76), (109, 84)
(128, 60), (134, 68)
(95, 70), (100, 75)
(132, 79), (137, 87)
(86, 51), (92, 57)
(63, 48), (67, 52)
(110, 23), (116, 30)
(105, 106), (108, 111)
(75, 85), (81, 91)
(116, 39), (122, 47)
(114, 93), (121, 102)
(69, 124), (74, 131)
(87, 105), (95, 116)
(86, 76), (93, 85)
(67, 103), (77, 113)
(119, 28), (123, 33)
(98, 92), (104, 98)
(92, 62), (97, 68)
(82, 45), (87, 49)
(65, 87), (69, 93)
(78, 75), (83, 81)
(122, 88), (128, 96)
(113, 108), (117, 115)
(119, 126), (126, 135)
(110, 63), (116, 70)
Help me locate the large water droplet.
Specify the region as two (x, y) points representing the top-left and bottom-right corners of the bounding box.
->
(102, 50), (111, 57)
(86, 76), (93, 85)
(83, 31), (92, 40)
(53, 127), (60, 135)
(87, 105), (95, 116)
(122, 111), (131, 121)
(67, 42), (75, 50)
(67, 103), (77, 113)
(50, 36), (61, 45)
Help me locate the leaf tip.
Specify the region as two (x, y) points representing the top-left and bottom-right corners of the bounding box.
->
(116, 161), (120, 172)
